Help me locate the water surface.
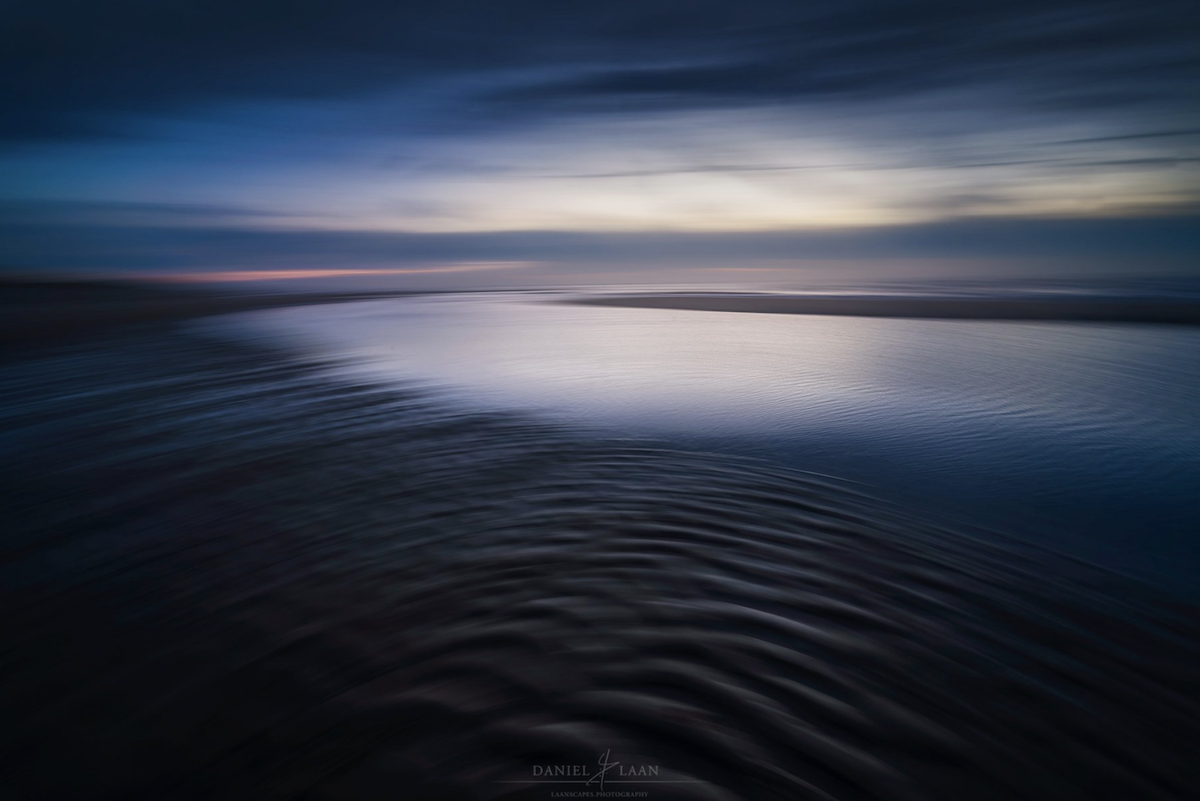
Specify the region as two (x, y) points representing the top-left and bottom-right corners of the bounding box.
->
(4, 326), (1198, 800)
(213, 291), (1200, 590)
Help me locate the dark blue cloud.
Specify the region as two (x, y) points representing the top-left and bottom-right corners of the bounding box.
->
(3, 0), (1197, 144)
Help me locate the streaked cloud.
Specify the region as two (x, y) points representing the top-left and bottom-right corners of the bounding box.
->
(1, 0), (1197, 280)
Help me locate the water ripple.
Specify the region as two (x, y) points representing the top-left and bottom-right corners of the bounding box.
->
(1, 330), (1198, 799)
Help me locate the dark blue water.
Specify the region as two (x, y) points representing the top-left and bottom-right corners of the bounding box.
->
(4, 318), (1198, 800)
(211, 290), (1200, 593)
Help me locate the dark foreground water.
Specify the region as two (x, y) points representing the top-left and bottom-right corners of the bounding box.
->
(2, 322), (1198, 800)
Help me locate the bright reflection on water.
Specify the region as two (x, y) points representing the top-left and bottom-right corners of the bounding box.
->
(213, 292), (1200, 590)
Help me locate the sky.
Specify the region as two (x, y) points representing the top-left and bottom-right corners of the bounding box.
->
(1, 0), (1198, 288)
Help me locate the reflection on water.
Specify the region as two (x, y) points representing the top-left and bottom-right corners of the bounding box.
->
(2, 327), (1198, 800)
(214, 292), (1200, 590)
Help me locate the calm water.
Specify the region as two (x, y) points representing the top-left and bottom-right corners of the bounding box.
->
(4, 313), (1199, 799)
(212, 291), (1200, 591)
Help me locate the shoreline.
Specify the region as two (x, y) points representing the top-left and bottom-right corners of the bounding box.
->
(566, 292), (1200, 324)
(0, 280), (425, 353)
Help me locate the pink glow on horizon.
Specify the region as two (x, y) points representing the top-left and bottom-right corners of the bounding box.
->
(698, 266), (793, 272)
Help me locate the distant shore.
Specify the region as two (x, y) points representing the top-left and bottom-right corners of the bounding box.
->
(9, 282), (1200, 355)
(567, 293), (1200, 325)
(0, 280), (419, 352)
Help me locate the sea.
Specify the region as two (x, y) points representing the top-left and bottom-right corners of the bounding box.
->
(208, 285), (1200, 595)
(3, 281), (1199, 799)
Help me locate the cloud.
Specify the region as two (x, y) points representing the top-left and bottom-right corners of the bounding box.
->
(2, 0), (1196, 145)
(4, 211), (1198, 277)
(2, 0), (1197, 282)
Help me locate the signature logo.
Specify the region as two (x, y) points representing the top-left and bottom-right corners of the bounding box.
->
(586, 749), (621, 791)
(496, 749), (696, 795)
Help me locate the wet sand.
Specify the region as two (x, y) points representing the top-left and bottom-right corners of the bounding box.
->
(568, 293), (1200, 324)
(1, 322), (1198, 799)
(0, 279), (421, 352)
